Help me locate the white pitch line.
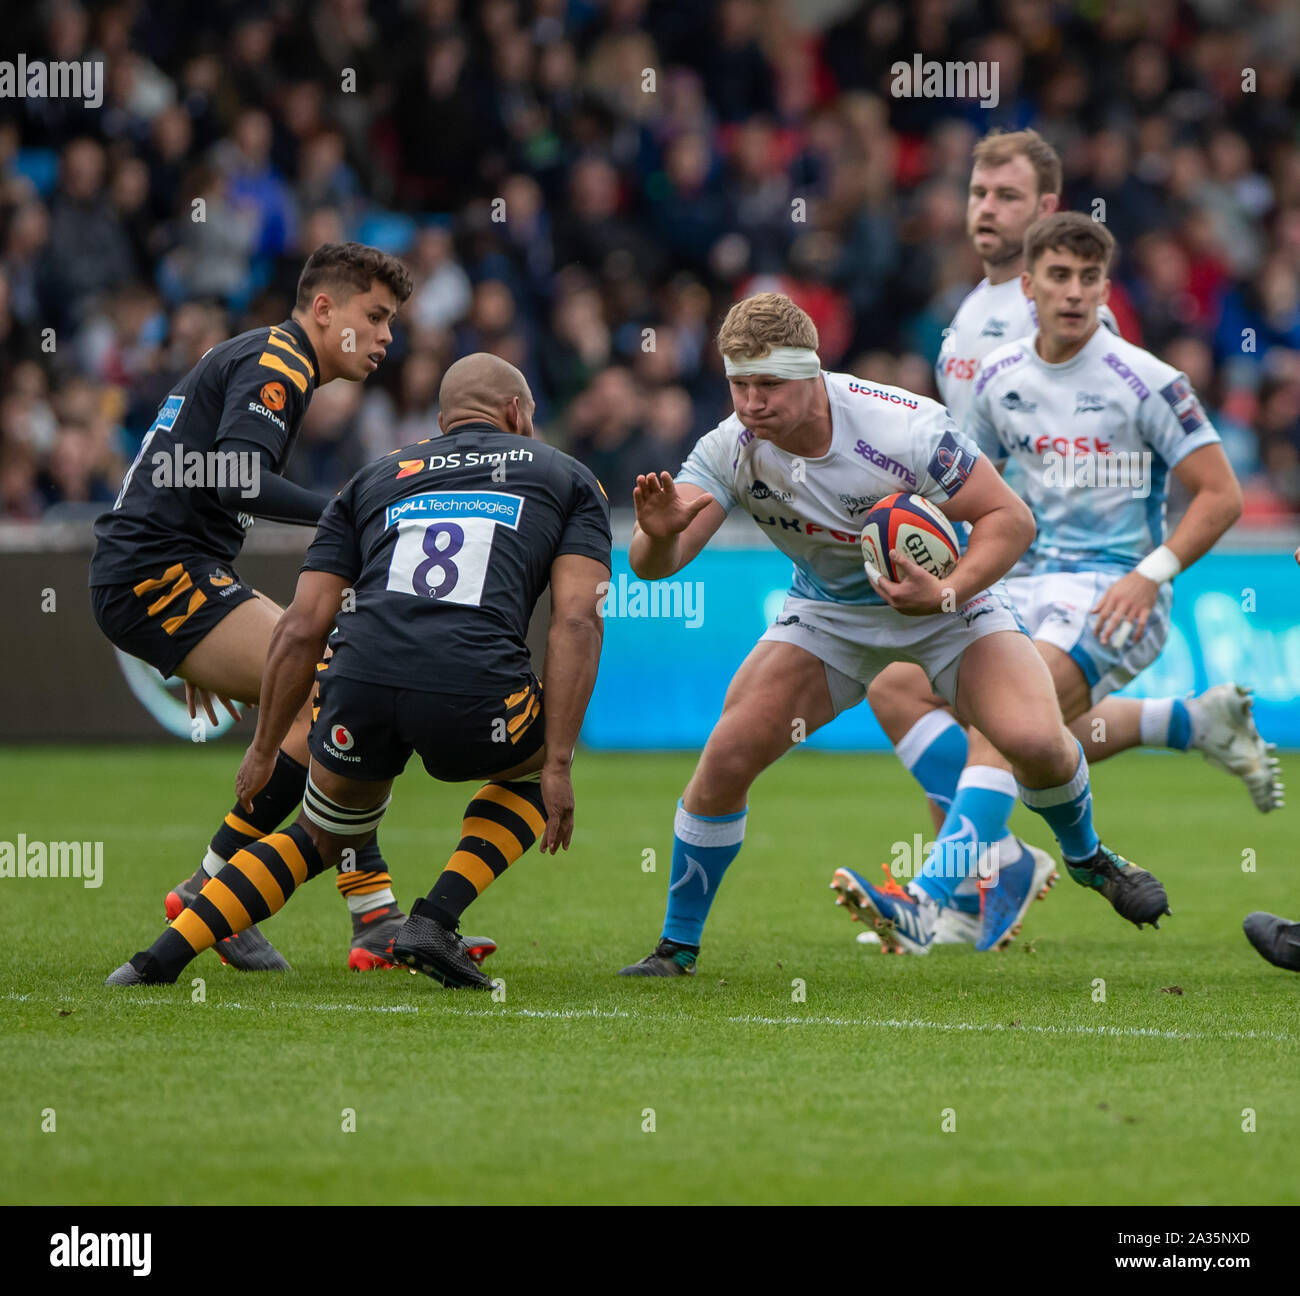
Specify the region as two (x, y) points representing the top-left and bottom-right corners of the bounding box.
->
(725, 1013), (1294, 1045)
(1, 992), (627, 1021)
(5, 991), (1288, 1043)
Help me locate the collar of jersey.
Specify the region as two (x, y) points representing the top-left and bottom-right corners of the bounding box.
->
(1026, 322), (1107, 373)
(280, 317), (321, 387)
(439, 420), (511, 437)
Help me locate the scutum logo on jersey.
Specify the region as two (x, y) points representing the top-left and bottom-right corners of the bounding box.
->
(259, 381), (287, 411)
(331, 724), (354, 750)
(247, 401), (286, 430)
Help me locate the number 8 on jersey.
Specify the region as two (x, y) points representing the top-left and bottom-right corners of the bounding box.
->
(385, 491), (525, 606)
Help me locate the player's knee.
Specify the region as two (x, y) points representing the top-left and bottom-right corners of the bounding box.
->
(692, 738), (764, 807)
(999, 728), (1074, 783)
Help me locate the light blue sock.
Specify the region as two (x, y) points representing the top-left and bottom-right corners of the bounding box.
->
(1139, 697), (1192, 751)
(895, 710), (967, 818)
(661, 801), (747, 947)
(1018, 742), (1100, 863)
(912, 766), (1017, 907)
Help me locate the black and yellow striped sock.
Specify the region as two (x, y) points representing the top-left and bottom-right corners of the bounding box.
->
(137, 824), (324, 981)
(208, 748), (308, 862)
(336, 836), (396, 913)
(424, 781), (547, 926)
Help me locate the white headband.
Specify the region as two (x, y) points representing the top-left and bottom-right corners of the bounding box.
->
(723, 346), (821, 380)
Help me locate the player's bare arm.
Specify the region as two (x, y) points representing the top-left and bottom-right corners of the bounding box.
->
(236, 570), (350, 809)
(871, 457), (1034, 615)
(629, 473), (722, 579)
(1093, 443), (1243, 646)
(537, 552), (610, 854)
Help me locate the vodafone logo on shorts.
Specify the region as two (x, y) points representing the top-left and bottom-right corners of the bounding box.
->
(331, 724), (354, 750)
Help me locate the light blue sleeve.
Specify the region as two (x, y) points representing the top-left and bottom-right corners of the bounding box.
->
(675, 426), (739, 514)
(963, 385), (1006, 465)
(1140, 369), (1221, 469)
(909, 399), (983, 503)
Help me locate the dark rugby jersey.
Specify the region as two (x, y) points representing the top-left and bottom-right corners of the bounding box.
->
(305, 423), (612, 694)
(90, 318), (320, 584)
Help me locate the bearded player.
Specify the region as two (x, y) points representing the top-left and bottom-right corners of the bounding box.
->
(89, 243), (473, 974)
(617, 291), (1169, 975)
(854, 135), (1279, 951)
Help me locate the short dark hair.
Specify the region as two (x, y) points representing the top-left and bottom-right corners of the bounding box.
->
(295, 241), (413, 311)
(1024, 212), (1115, 272)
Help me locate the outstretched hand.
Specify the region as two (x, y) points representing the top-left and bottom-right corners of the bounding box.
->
(633, 472), (715, 539)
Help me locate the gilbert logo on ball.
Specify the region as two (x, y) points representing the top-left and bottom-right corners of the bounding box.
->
(331, 724), (355, 751)
(860, 492), (960, 582)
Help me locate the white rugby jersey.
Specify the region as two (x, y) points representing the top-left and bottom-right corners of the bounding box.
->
(676, 371), (980, 606)
(937, 277), (1119, 423)
(965, 325), (1220, 575)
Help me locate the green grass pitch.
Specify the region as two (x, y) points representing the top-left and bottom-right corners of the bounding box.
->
(2, 745), (1297, 1205)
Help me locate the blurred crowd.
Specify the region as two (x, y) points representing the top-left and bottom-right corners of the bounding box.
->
(1, 0), (1299, 523)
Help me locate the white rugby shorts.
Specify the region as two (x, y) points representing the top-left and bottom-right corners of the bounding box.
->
(760, 584), (1027, 714)
(1004, 570), (1171, 706)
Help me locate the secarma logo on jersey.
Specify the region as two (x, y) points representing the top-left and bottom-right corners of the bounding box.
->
(853, 439), (917, 486)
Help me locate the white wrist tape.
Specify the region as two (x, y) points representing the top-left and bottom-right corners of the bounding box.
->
(722, 346), (821, 380)
(1135, 545), (1181, 584)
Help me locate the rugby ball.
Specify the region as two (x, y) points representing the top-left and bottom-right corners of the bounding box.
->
(860, 492), (960, 583)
